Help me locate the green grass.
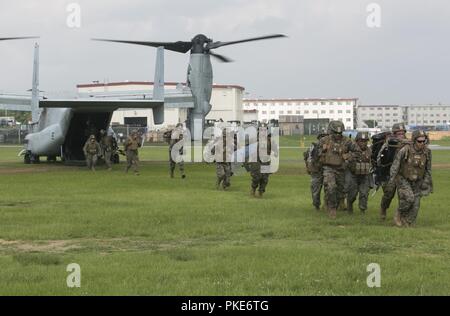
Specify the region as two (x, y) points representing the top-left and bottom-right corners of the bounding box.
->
(0, 145), (449, 295)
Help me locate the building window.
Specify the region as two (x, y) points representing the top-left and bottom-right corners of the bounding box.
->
(329, 110), (334, 114)
(279, 111), (284, 115)
(304, 110), (309, 114)
(346, 118), (351, 122)
(338, 110), (343, 114)
(296, 111), (300, 114)
(262, 111), (267, 114)
(346, 110), (351, 114)
(321, 110), (326, 114)
(287, 111), (292, 114)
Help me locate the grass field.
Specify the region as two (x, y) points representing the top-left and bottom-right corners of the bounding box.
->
(0, 141), (449, 295)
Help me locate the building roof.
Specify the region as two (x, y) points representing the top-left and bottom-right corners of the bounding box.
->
(77, 81), (245, 91)
(243, 98), (358, 103)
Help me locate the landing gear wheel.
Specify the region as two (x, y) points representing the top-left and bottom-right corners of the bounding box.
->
(47, 155), (57, 163)
(31, 154), (40, 164)
(24, 152), (31, 164)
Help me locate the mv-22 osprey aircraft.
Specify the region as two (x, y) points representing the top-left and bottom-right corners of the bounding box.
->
(0, 34), (286, 164)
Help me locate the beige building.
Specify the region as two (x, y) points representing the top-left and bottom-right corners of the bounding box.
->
(77, 81), (244, 129)
(243, 98), (358, 130)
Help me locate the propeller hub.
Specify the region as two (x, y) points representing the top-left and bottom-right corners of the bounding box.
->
(191, 34), (212, 54)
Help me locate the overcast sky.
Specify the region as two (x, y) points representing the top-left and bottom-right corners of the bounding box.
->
(0, 0), (449, 104)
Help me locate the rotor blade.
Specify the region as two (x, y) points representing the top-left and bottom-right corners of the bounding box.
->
(92, 38), (192, 53)
(0, 36), (39, 41)
(207, 34), (287, 50)
(209, 52), (233, 63)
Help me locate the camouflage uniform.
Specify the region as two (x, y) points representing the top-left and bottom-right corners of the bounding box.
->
(377, 123), (408, 220)
(214, 133), (234, 190)
(124, 131), (141, 175)
(169, 124), (185, 179)
(389, 130), (432, 227)
(100, 129), (114, 170)
(304, 133), (327, 210)
(346, 132), (372, 213)
(83, 135), (101, 171)
(247, 128), (274, 198)
(318, 121), (352, 218)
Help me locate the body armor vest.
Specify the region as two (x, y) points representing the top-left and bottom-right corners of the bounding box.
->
(127, 138), (140, 151)
(350, 146), (371, 175)
(321, 137), (347, 167)
(86, 142), (98, 155)
(400, 145), (428, 181)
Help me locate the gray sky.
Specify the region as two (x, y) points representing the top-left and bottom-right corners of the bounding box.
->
(1, 0), (449, 104)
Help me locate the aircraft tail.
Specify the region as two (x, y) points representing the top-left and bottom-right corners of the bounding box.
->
(152, 46), (164, 124)
(31, 43), (40, 123)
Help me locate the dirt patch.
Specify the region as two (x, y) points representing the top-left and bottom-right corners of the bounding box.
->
(0, 238), (195, 254)
(0, 165), (81, 174)
(0, 239), (81, 253)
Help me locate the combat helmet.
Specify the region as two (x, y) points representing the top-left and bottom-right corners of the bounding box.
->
(392, 123), (406, 133)
(355, 131), (370, 141)
(89, 134), (96, 140)
(328, 121), (345, 134)
(412, 129), (427, 142)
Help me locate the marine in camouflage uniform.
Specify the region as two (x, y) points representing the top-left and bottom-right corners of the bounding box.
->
(388, 130), (432, 227)
(377, 123), (408, 220)
(169, 123), (186, 179)
(100, 129), (114, 170)
(124, 130), (141, 175)
(247, 127), (275, 198)
(304, 132), (327, 210)
(83, 135), (101, 171)
(346, 132), (372, 213)
(318, 121), (353, 219)
(214, 131), (234, 190)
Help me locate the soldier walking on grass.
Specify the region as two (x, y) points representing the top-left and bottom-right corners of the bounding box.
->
(317, 121), (353, 219)
(100, 129), (114, 171)
(388, 130), (432, 227)
(377, 123), (408, 220)
(83, 134), (101, 172)
(169, 123), (186, 179)
(346, 132), (372, 213)
(214, 131), (233, 190)
(124, 130), (141, 175)
(245, 126), (277, 198)
(304, 132), (328, 210)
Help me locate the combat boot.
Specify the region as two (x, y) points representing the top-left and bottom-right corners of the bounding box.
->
(393, 210), (402, 227)
(250, 188), (256, 197)
(329, 208), (337, 219)
(338, 199), (347, 211)
(181, 174), (186, 179)
(347, 203), (354, 214)
(258, 191), (263, 198)
(380, 208), (387, 220)
(170, 170), (174, 178)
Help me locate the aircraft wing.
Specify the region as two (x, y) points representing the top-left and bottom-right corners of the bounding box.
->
(78, 88), (195, 109)
(39, 99), (164, 110)
(0, 95), (32, 111)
